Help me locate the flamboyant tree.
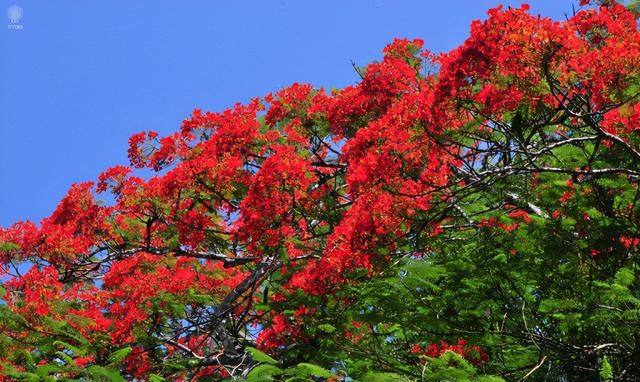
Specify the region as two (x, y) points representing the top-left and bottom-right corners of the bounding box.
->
(2, 1), (640, 381)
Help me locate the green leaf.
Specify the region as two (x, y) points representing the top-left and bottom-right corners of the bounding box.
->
(55, 351), (77, 366)
(317, 324), (336, 333)
(53, 340), (86, 357)
(86, 365), (127, 382)
(288, 363), (335, 378)
(245, 347), (278, 365)
(492, 253), (508, 264)
(600, 356), (613, 381)
(0, 242), (19, 252)
(243, 376), (274, 382)
(248, 364), (283, 378)
(254, 303), (270, 312)
(361, 372), (411, 382)
(35, 363), (62, 377)
(108, 347), (132, 365)
(614, 267), (634, 287)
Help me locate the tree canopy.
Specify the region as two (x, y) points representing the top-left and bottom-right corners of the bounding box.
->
(2, 1), (640, 381)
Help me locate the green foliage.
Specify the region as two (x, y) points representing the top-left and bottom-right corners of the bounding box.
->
(421, 351), (504, 382)
(85, 365), (127, 382)
(108, 347), (133, 365)
(241, 361), (335, 382)
(365, 372), (414, 382)
(246, 347), (279, 365)
(600, 356), (613, 381)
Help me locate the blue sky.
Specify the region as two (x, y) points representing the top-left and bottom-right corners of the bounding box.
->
(1, 0), (575, 227)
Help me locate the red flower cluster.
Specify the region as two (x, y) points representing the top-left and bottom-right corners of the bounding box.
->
(411, 339), (489, 366)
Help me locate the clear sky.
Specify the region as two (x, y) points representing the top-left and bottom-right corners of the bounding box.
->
(1, 0), (575, 227)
